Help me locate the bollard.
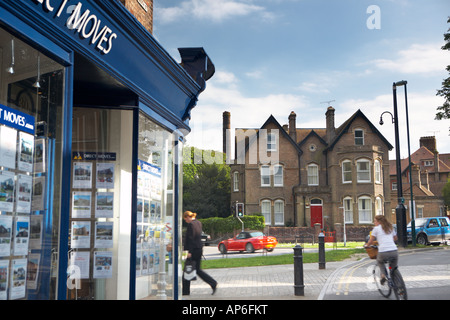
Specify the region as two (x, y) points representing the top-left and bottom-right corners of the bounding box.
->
(293, 245), (305, 296)
(318, 232), (325, 270)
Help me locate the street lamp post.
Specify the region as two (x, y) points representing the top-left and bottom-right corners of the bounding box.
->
(395, 80), (416, 246)
(379, 82), (407, 248)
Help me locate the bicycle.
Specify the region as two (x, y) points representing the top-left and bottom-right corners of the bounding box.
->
(368, 246), (408, 300)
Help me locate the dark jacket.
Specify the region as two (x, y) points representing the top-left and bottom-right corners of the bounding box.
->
(184, 219), (203, 252)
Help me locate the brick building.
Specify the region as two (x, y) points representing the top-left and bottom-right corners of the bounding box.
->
(389, 136), (450, 220)
(227, 107), (394, 229)
(120, 0), (153, 33)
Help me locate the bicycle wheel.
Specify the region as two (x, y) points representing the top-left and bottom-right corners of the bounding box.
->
(373, 265), (391, 298)
(392, 268), (408, 300)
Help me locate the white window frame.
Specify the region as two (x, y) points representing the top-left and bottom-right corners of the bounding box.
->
(307, 164), (319, 186)
(356, 159), (371, 183)
(374, 160), (381, 184)
(355, 129), (364, 145)
(417, 206), (424, 218)
(342, 160), (352, 184)
(261, 165), (270, 187)
(274, 200), (284, 225)
(267, 132), (277, 152)
(424, 160), (433, 167)
(375, 196), (383, 215)
(261, 200), (271, 225)
(358, 196), (372, 223)
(233, 171), (239, 192)
(343, 197), (353, 224)
(273, 164), (283, 187)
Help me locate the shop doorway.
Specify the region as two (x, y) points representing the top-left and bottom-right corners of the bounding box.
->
(310, 198), (323, 228)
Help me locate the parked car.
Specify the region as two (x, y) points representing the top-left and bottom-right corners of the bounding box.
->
(201, 232), (211, 246)
(407, 217), (450, 245)
(218, 231), (278, 254)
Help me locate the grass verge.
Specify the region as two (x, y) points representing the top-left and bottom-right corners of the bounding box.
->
(201, 248), (366, 269)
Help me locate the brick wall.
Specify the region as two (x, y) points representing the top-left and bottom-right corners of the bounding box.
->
(267, 225), (372, 243)
(120, 0), (153, 34)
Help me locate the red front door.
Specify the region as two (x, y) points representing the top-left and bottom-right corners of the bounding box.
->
(311, 205), (323, 228)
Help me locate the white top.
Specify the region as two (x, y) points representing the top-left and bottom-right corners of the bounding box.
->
(371, 225), (397, 252)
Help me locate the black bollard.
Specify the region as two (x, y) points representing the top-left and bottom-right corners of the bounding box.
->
(318, 232), (325, 270)
(293, 245), (305, 296)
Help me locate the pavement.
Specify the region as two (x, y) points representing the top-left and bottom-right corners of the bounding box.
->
(183, 247), (450, 300)
(183, 252), (361, 300)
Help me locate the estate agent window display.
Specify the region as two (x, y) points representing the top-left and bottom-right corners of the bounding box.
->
(0, 27), (65, 300)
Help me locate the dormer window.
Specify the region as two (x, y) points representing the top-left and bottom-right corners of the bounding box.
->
(424, 160), (434, 166)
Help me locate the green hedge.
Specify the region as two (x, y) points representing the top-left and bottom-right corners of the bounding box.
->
(199, 215), (265, 239)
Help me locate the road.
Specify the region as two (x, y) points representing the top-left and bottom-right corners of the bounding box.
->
(319, 248), (450, 300)
(202, 244), (325, 260)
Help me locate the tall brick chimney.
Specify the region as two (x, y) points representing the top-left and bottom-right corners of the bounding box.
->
(419, 136), (437, 152)
(288, 111), (297, 142)
(120, 0), (153, 34)
(223, 111), (231, 162)
(325, 106), (336, 143)
(420, 136), (440, 179)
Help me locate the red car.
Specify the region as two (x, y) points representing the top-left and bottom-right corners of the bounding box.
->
(218, 231), (278, 254)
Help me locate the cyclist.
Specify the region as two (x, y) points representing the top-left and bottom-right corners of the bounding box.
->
(365, 215), (398, 284)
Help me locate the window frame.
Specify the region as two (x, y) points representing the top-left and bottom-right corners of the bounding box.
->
(274, 200), (284, 225)
(356, 159), (371, 183)
(374, 159), (381, 184)
(267, 132), (277, 152)
(375, 196), (383, 215)
(307, 163), (319, 186)
(354, 129), (364, 145)
(233, 171), (239, 192)
(273, 164), (283, 187)
(343, 197), (353, 224)
(261, 200), (271, 225)
(358, 196), (373, 223)
(342, 160), (352, 184)
(260, 165), (270, 187)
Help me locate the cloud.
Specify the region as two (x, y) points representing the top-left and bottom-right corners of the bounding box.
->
(340, 92), (449, 159)
(156, 0), (268, 24)
(298, 82), (331, 94)
(186, 70), (309, 152)
(370, 43), (447, 75)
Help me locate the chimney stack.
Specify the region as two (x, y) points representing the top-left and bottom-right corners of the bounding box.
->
(288, 111), (297, 142)
(326, 106), (336, 143)
(223, 111), (231, 161)
(419, 136), (437, 153)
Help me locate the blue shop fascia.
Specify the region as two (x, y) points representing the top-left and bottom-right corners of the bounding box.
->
(0, 0), (214, 300)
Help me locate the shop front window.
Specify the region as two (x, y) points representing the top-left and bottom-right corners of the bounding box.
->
(136, 112), (176, 299)
(0, 27), (65, 300)
(69, 107), (133, 300)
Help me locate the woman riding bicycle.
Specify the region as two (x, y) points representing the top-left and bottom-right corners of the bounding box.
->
(365, 215), (398, 283)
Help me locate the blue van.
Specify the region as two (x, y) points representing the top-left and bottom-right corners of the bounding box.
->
(407, 217), (450, 245)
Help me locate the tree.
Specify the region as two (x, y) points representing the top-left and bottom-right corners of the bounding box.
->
(436, 17), (450, 120)
(443, 178), (450, 211)
(182, 146), (231, 218)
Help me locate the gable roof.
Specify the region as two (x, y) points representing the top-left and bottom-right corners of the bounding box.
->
(260, 115), (303, 154)
(236, 114), (303, 158)
(297, 129), (327, 148)
(325, 109), (394, 151)
(389, 145), (450, 175)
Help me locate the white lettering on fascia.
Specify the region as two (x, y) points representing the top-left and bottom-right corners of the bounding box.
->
(66, 2), (117, 55)
(35, 0), (54, 12)
(33, 0), (118, 55)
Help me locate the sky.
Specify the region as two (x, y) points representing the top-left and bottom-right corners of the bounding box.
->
(153, 0), (450, 160)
